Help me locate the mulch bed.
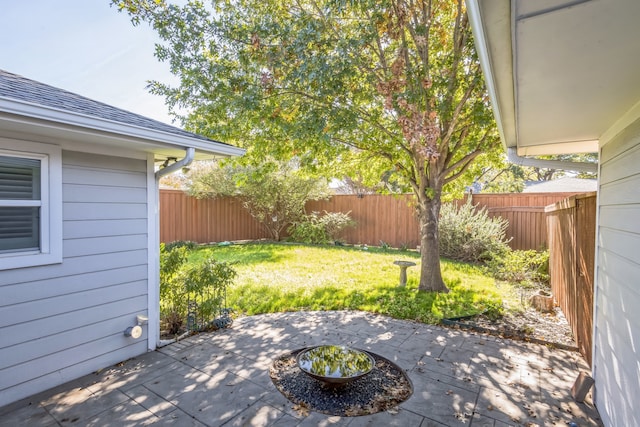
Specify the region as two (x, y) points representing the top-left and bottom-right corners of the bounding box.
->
(269, 348), (413, 417)
(443, 307), (578, 350)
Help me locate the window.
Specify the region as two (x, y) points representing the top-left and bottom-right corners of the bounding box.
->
(0, 155), (42, 252)
(0, 139), (62, 270)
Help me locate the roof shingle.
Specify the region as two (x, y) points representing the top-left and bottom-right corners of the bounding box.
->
(0, 69), (222, 145)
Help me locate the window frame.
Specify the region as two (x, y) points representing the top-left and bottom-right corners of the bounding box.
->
(0, 139), (62, 270)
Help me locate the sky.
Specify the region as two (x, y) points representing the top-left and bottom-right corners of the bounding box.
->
(0, 0), (177, 124)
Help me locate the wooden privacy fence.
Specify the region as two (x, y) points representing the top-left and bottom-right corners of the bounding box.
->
(160, 190), (270, 243)
(546, 192), (596, 364)
(305, 194), (419, 248)
(470, 192), (582, 250)
(160, 189), (583, 250)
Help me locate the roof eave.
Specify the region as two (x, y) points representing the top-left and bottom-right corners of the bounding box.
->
(466, 0), (516, 151)
(0, 96), (245, 158)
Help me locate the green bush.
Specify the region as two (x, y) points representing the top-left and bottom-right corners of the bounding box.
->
(438, 200), (511, 262)
(159, 244), (189, 334)
(164, 240), (198, 251)
(159, 244), (237, 335)
(183, 258), (237, 329)
(486, 249), (549, 285)
(288, 212), (328, 243)
(323, 211), (356, 242)
(288, 211), (355, 244)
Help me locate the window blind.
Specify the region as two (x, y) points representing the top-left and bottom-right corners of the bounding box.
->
(0, 156), (41, 252)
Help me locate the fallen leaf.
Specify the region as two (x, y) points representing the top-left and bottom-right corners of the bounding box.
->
(454, 412), (470, 421)
(292, 404), (310, 417)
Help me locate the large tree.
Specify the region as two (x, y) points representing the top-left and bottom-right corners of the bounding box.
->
(114, 0), (499, 292)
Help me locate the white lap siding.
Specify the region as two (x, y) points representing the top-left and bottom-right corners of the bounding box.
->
(0, 150), (149, 407)
(594, 117), (640, 427)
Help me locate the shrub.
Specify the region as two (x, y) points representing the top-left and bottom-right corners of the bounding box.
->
(183, 257), (237, 331)
(164, 240), (198, 251)
(288, 211), (356, 244)
(159, 244), (237, 335)
(438, 199), (511, 262)
(288, 212), (328, 244)
(159, 244), (189, 334)
(322, 211), (356, 242)
(486, 249), (550, 286)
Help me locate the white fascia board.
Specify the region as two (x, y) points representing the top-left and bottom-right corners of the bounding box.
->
(0, 96), (245, 158)
(466, 0), (518, 151)
(466, 0), (509, 149)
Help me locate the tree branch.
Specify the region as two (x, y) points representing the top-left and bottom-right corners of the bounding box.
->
(442, 128), (492, 184)
(443, 150), (482, 184)
(442, 5), (468, 116)
(440, 68), (480, 147)
(444, 126), (470, 167)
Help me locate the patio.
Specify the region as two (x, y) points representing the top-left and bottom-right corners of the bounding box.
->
(0, 311), (601, 426)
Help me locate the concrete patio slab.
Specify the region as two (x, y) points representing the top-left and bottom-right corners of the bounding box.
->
(0, 311), (602, 426)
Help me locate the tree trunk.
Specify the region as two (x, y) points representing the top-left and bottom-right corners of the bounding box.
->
(417, 196), (449, 293)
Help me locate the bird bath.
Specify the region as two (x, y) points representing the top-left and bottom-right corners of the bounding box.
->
(393, 260), (417, 287)
(296, 345), (374, 386)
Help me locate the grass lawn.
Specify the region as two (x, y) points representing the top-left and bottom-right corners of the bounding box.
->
(187, 242), (505, 324)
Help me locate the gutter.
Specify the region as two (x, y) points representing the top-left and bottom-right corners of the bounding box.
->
(507, 148), (598, 174)
(155, 147), (195, 179)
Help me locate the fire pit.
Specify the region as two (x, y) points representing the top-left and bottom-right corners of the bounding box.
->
(296, 345), (374, 385)
(270, 347), (413, 416)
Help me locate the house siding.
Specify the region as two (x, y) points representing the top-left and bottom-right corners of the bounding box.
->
(0, 150), (150, 407)
(594, 117), (640, 427)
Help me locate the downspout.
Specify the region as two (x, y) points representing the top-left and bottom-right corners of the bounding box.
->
(154, 147), (194, 348)
(507, 148), (598, 174)
(155, 147), (195, 179)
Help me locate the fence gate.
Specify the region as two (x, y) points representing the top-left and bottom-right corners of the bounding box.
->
(545, 192), (596, 365)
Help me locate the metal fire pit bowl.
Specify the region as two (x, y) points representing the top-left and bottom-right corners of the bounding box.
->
(296, 345), (375, 386)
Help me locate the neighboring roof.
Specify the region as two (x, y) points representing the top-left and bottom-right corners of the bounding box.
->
(0, 69), (244, 159)
(523, 177), (597, 193)
(466, 0), (640, 156)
